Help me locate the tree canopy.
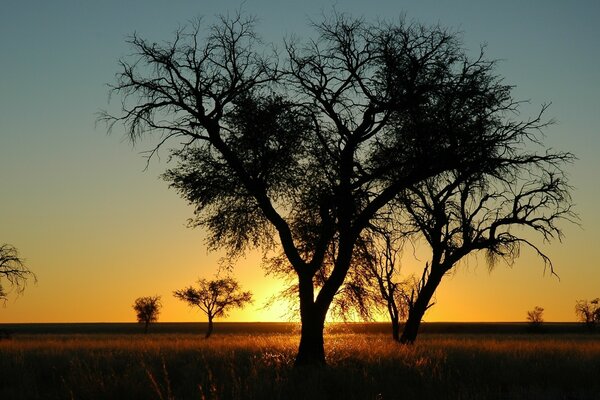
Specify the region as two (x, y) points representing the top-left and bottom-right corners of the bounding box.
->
(102, 12), (574, 365)
(133, 295), (162, 333)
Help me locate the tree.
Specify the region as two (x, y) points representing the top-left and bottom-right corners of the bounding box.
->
(575, 298), (600, 331)
(526, 306), (545, 329)
(0, 244), (35, 303)
(173, 277), (252, 338)
(305, 126), (574, 344)
(395, 153), (573, 343)
(102, 12), (564, 365)
(133, 295), (162, 333)
(350, 228), (412, 341)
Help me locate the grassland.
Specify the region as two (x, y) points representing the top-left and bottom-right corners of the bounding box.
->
(0, 323), (599, 399)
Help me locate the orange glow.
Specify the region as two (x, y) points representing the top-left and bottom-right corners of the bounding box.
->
(1, 3), (598, 326)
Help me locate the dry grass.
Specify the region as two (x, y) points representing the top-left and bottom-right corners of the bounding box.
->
(1, 331), (599, 399)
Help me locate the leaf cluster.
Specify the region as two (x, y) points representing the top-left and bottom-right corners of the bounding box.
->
(132, 295), (162, 324)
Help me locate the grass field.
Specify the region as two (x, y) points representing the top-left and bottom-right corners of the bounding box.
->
(0, 323), (599, 399)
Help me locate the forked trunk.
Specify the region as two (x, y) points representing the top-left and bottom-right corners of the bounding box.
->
(294, 274), (327, 367)
(293, 240), (355, 366)
(205, 316), (214, 339)
(400, 267), (444, 344)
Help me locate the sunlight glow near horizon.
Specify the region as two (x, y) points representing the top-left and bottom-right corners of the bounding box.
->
(1, 1), (599, 324)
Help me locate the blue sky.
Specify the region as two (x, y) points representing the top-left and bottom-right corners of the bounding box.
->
(1, 1), (598, 322)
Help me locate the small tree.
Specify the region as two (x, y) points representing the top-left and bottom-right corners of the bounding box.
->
(526, 306), (544, 330)
(133, 295), (162, 333)
(352, 229), (412, 341)
(0, 244), (36, 303)
(575, 298), (600, 331)
(174, 277), (252, 338)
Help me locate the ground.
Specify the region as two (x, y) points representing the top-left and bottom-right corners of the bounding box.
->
(0, 323), (598, 399)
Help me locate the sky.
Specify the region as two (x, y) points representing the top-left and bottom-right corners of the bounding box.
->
(1, 0), (598, 323)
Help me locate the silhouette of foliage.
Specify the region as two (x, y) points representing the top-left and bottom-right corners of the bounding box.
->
(133, 295), (162, 333)
(0, 244), (36, 303)
(102, 11), (573, 365)
(527, 306), (545, 330)
(575, 298), (600, 331)
(173, 277), (252, 338)
(273, 139), (575, 344)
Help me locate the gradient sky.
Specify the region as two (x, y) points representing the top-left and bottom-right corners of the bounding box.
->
(1, 0), (598, 323)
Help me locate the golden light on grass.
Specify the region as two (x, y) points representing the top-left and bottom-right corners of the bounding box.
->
(2, 329), (599, 399)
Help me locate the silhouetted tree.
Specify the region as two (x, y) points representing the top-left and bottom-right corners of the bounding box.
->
(348, 228), (412, 341)
(575, 298), (600, 331)
(526, 306), (545, 330)
(317, 144), (573, 344)
(0, 244), (35, 303)
(133, 295), (162, 333)
(173, 277), (252, 338)
(395, 153), (574, 343)
(102, 11), (567, 365)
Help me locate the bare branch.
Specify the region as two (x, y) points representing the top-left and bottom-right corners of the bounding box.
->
(0, 244), (36, 303)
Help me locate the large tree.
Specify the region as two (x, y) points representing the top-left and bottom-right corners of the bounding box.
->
(102, 12), (557, 365)
(0, 244), (35, 303)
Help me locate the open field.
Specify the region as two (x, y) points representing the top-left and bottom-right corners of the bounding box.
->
(0, 321), (591, 335)
(0, 323), (599, 399)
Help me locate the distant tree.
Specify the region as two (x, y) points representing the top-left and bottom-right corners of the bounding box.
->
(0, 244), (36, 303)
(173, 277), (252, 338)
(575, 298), (600, 331)
(526, 306), (545, 330)
(102, 11), (573, 365)
(133, 295), (162, 333)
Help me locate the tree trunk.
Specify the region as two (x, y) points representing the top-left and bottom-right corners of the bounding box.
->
(391, 315), (400, 342)
(144, 321), (149, 334)
(295, 312), (326, 367)
(400, 267), (444, 344)
(386, 297), (400, 342)
(293, 237), (355, 367)
(205, 316), (214, 339)
(294, 274), (327, 367)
